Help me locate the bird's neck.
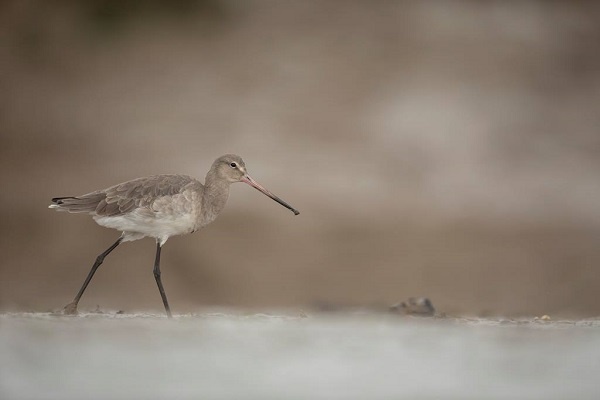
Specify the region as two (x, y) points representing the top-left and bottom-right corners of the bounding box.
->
(201, 170), (231, 227)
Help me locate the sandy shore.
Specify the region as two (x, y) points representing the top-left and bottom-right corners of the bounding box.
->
(1, 311), (599, 400)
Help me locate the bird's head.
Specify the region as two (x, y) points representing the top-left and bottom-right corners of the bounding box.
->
(211, 154), (299, 215)
(212, 154), (248, 183)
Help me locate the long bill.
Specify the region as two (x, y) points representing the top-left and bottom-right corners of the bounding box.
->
(241, 175), (300, 215)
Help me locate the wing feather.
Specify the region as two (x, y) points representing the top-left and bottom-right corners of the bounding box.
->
(100, 174), (199, 217)
(51, 175), (201, 217)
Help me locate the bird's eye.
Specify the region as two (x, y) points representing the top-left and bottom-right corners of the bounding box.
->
(230, 162), (237, 168)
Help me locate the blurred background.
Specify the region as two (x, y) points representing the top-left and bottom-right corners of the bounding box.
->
(1, 0), (599, 317)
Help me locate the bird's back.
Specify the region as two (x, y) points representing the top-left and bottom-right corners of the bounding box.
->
(50, 174), (202, 217)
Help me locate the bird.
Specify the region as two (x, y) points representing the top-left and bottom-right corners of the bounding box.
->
(49, 154), (299, 317)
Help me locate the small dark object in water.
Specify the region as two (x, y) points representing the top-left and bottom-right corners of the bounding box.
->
(390, 297), (435, 317)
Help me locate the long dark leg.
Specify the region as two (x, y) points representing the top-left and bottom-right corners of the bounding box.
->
(64, 237), (122, 315)
(153, 243), (172, 318)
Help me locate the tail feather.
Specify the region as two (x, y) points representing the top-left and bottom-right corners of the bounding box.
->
(49, 193), (105, 214)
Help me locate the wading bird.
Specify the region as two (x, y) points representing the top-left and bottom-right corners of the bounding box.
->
(49, 154), (299, 317)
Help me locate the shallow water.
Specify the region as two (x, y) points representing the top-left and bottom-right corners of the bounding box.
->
(1, 312), (599, 400)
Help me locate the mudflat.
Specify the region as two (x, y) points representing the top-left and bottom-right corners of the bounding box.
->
(1, 311), (598, 400)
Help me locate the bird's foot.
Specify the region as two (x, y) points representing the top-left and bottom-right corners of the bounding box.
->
(63, 302), (79, 315)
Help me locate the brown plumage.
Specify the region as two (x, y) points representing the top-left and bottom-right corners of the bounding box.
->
(51, 174), (198, 216)
(49, 154), (299, 317)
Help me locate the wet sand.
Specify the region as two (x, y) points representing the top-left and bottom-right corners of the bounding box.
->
(1, 311), (599, 400)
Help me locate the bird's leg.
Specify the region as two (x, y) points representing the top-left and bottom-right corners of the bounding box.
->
(153, 242), (173, 318)
(64, 237), (122, 315)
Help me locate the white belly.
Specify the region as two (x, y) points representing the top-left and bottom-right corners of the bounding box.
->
(94, 208), (197, 245)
